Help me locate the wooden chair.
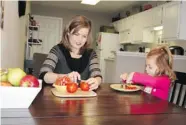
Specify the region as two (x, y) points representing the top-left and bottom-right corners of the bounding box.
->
(169, 71), (186, 108)
(32, 53), (48, 78)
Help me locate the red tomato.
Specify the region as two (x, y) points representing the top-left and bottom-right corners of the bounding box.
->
(55, 76), (71, 86)
(20, 75), (39, 87)
(80, 82), (89, 91)
(66, 83), (78, 93)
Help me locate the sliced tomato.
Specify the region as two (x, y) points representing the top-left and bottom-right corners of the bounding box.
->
(55, 76), (71, 86)
(125, 85), (137, 90)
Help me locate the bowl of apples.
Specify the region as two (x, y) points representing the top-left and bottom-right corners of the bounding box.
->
(0, 68), (42, 108)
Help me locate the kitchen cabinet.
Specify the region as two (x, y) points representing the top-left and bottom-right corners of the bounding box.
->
(112, 20), (122, 32)
(113, 16), (133, 32)
(131, 13), (143, 42)
(139, 6), (163, 28)
(142, 28), (154, 43)
(123, 16), (133, 31)
(152, 6), (163, 27)
(119, 30), (131, 43)
(119, 15), (143, 43)
(140, 9), (153, 28)
(163, 1), (186, 40)
(114, 1), (186, 43)
(119, 19), (126, 31)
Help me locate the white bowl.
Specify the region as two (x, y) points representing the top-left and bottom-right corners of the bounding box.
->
(0, 80), (42, 108)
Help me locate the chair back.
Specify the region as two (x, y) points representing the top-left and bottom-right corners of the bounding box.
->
(169, 71), (186, 108)
(32, 53), (47, 78)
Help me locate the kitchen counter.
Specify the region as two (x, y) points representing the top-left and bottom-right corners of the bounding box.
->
(103, 51), (186, 83)
(116, 51), (146, 57)
(112, 51), (186, 83)
(117, 51), (186, 59)
(104, 58), (115, 61)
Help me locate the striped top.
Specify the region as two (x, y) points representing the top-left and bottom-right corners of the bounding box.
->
(39, 44), (102, 83)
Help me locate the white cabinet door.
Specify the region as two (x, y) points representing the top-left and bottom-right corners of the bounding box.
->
(119, 30), (132, 43)
(142, 28), (155, 43)
(162, 2), (180, 39)
(120, 19), (126, 31)
(152, 6), (163, 26)
(141, 10), (153, 28)
(132, 13), (143, 42)
(113, 17), (133, 32)
(113, 20), (122, 32)
(125, 16), (133, 30)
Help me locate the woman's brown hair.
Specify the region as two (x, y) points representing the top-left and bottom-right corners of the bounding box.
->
(60, 15), (92, 54)
(147, 46), (176, 81)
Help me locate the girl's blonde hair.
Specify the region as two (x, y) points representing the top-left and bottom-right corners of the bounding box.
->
(60, 15), (92, 54)
(147, 46), (176, 81)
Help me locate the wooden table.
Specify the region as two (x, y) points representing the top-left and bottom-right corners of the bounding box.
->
(2, 84), (186, 125)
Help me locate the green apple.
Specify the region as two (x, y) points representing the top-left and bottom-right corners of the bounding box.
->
(0, 74), (8, 82)
(8, 68), (26, 86)
(0, 69), (8, 82)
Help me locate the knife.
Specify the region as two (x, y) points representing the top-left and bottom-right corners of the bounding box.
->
(77, 79), (81, 87)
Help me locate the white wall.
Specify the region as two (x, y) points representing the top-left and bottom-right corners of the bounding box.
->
(31, 4), (111, 48)
(0, 1), (30, 69)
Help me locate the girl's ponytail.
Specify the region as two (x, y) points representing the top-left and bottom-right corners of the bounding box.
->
(161, 46), (176, 81)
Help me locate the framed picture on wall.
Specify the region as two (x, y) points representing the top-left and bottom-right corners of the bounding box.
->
(0, 1), (4, 29)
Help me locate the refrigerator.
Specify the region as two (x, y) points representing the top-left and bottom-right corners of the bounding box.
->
(95, 32), (120, 82)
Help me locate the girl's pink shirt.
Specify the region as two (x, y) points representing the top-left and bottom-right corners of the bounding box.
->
(132, 72), (171, 100)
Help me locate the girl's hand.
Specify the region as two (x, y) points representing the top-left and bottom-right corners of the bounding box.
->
(67, 71), (81, 83)
(126, 72), (135, 84)
(120, 73), (128, 83)
(86, 77), (100, 91)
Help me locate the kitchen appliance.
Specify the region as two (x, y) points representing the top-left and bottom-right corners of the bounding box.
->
(96, 32), (120, 82)
(145, 48), (150, 53)
(138, 47), (145, 53)
(169, 46), (184, 55)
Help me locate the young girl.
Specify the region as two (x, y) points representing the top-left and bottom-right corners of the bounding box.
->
(120, 46), (176, 100)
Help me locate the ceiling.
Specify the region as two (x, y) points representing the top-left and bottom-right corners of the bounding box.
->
(31, 1), (145, 15)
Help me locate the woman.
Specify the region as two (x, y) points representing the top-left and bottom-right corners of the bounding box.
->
(39, 15), (102, 90)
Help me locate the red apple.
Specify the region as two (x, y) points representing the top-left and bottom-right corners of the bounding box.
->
(20, 75), (39, 87)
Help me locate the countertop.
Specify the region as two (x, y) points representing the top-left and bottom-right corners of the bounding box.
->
(104, 58), (115, 61)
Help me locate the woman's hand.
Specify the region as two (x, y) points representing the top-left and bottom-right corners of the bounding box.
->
(86, 77), (101, 91)
(67, 71), (81, 83)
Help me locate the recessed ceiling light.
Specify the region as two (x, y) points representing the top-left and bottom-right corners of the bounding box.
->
(81, 0), (100, 5)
